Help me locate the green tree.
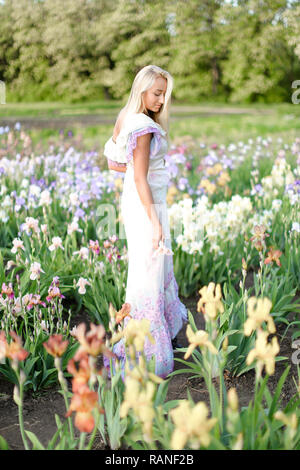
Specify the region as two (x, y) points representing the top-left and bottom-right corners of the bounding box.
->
(42, 0), (112, 102)
(97, 0), (172, 100)
(167, 0), (228, 102)
(0, 0), (15, 87)
(1, 0), (51, 101)
(217, 0), (300, 103)
(283, 3), (300, 60)
(0, 0), (299, 103)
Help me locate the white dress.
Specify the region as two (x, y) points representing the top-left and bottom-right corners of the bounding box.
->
(103, 112), (188, 379)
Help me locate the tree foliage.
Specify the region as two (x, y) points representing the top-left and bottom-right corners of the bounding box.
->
(0, 0), (299, 103)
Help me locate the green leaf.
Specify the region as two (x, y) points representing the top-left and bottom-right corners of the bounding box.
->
(268, 365), (290, 418)
(187, 309), (197, 331)
(154, 380), (169, 407)
(0, 364), (18, 385)
(162, 399), (180, 412)
(25, 431), (45, 450)
(0, 435), (10, 450)
(226, 345), (238, 354)
(111, 368), (123, 389)
(236, 362), (256, 377)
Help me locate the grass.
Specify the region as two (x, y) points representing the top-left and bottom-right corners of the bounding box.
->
(0, 100), (123, 118)
(1, 100), (300, 149)
(171, 113), (300, 145)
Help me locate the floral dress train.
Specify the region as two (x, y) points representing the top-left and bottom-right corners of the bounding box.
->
(103, 112), (188, 380)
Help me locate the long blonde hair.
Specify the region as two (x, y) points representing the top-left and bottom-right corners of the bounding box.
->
(118, 65), (173, 142)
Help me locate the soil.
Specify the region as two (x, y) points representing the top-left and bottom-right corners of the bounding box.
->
(0, 282), (299, 450)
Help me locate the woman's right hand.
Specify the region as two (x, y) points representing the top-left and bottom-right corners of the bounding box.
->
(152, 222), (165, 251)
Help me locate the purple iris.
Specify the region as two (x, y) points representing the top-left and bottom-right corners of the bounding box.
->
(222, 158), (234, 170)
(74, 207), (86, 219)
(254, 184), (263, 193)
(178, 177), (188, 190)
(15, 196), (25, 207)
(203, 155), (218, 166)
(79, 193), (91, 207)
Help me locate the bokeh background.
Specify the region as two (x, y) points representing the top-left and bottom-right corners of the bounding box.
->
(1, 0), (300, 150)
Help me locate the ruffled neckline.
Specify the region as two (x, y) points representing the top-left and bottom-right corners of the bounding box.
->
(136, 113), (165, 131)
(111, 112), (166, 144)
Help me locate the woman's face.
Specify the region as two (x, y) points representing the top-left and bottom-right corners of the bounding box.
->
(142, 76), (167, 114)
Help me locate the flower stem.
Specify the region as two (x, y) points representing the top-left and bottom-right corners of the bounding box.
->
(13, 364), (30, 450)
(85, 411), (100, 450)
(79, 432), (86, 450)
(18, 382), (29, 450)
(55, 357), (74, 440)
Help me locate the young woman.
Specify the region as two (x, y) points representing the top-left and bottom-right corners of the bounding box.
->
(103, 65), (188, 380)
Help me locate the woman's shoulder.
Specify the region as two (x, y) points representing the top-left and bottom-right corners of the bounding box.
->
(124, 112), (152, 127)
(124, 113), (166, 136)
(104, 111), (168, 164)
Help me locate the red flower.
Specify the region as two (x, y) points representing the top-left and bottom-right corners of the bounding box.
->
(115, 303), (131, 324)
(67, 353), (92, 393)
(1, 282), (14, 299)
(0, 330), (28, 362)
(264, 247), (282, 267)
(25, 293), (47, 310)
(74, 323), (115, 360)
(250, 225), (270, 243)
(43, 334), (69, 357)
(89, 240), (100, 255)
(46, 285), (65, 302)
(65, 386), (103, 433)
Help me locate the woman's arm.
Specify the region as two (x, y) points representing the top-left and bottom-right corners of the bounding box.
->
(108, 161), (127, 172)
(132, 133), (164, 249)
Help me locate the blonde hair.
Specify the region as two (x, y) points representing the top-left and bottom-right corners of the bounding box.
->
(118, 65), (173, 143)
